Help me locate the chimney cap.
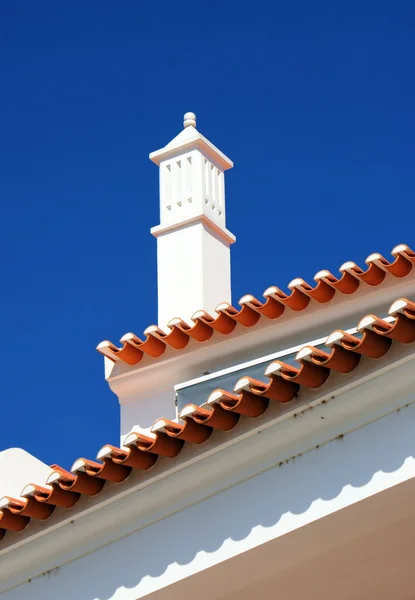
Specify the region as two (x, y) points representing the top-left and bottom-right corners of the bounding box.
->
(149, 112), (233, 170)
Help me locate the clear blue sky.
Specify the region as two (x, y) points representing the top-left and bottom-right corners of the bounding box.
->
(0, 2), (414, 468)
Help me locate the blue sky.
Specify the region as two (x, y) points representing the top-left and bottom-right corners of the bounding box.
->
(0, 1), (414, 468)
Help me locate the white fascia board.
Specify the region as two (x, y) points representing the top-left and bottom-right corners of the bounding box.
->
(106, 274), (415, 400)
(1, 345), (415, 596)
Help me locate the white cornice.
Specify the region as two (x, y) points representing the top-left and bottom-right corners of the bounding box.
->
(150, 213), (236, 245)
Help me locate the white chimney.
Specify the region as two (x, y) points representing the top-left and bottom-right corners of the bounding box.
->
(150, 113), (236, 330)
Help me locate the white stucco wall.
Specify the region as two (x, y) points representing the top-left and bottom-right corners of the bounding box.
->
(155, 221), (232, 330)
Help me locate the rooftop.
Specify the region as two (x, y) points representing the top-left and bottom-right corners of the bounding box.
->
(1, 292), (414, 543)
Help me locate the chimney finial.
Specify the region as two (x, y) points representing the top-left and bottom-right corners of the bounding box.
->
(183, 112), (196, 128)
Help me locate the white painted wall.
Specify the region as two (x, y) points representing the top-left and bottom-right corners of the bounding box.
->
(2, 352), (415, 600)
(120, 389), (176, 434)
(155, 221), (232, 329)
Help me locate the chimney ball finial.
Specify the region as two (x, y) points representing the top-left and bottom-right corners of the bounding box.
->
(183, 112), (196, 129)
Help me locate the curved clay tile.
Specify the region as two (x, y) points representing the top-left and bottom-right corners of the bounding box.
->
(143, 325), (190, 350)
(71, 458), (131, 484)
(0, 509), (29, 532)
(167, 317), (214, 342)
(313, 269), (360, 295)
(389, 297), (415, 320)
(97, 243), (415, 367)
(179, 403), (239, 431)
(235, 374), (298, 404)
(121, 332), (166, 359)
(191, 310), (237, 335)
(124, 430), (183, 458)
(357, 315), (415, 344)
(215, 302), (261, 327)
(263, 285), (310, 312)
(265, 360), (330, 388)
(287, 278), (335, 303)
(96, 339), (143, 366)
(326, 329), (391, 359)
(97, 444), (157, 471)
(48, 465), (105, 496)
(0, 496), (53, 520)
(21, 483), (79, 509)
(152, 418), (212, 444)
(207, 388), (268, 418)
(296, 345), (360, 373)
(339, 260), (386, 286)
(238, 294), (285, 319)
(366, 245), (415, 277)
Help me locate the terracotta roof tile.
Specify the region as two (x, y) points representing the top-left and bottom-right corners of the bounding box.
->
(2, 296), (415, 543)
(71, 457), (131, 483)
(97, 444), (157, 470)
(97, 243), (415, 366)
(21, 483), (79, 508)
(47, 465), (104, 496)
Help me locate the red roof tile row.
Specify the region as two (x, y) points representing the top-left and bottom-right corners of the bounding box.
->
(1, 296), (414, 542)
(97, 243), (415, 366)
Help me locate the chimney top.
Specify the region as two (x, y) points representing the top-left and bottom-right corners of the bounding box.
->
(149, 113), (233, 171)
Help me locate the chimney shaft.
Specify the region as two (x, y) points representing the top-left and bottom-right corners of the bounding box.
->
(150, 113), (235, 329)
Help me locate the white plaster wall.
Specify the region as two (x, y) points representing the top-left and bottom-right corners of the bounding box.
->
(201, 223), (231, 314)
(157, 222), (202, 328)
(120, 389), (176, 436)
(3, 387), (415, 600)
(156, 221), (231, 329)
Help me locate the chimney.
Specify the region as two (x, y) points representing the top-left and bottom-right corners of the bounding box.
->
(150, 113), (236, 330)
